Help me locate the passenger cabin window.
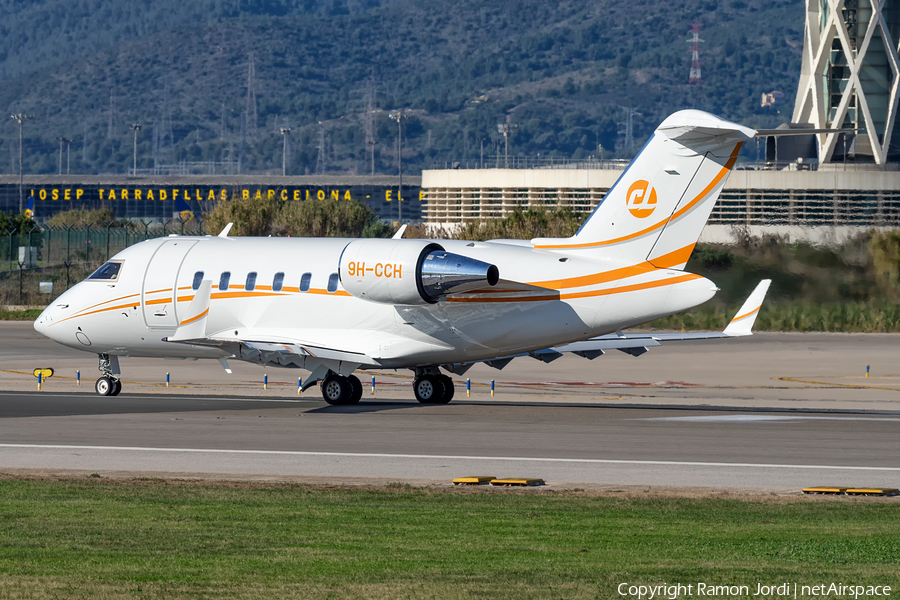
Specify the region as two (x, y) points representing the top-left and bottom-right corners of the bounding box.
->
(327, 273), (339, 293)
(273, 272), (284, 292)
(192, 271), (204, 290)
(300, 272), (312, 292)
(245, 272), (257, 291)
(88, 261), (123, 281)
(219, 272), (231, 291)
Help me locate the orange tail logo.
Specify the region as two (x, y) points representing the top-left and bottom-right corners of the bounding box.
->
(626, 180), (657, 218)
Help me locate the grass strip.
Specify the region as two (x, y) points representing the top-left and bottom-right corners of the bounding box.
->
(645, 301), (900, 333)
(0, 478), (897, 599)
(0, 309), (42, 321)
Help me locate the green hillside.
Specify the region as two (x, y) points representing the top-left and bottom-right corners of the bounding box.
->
(0, 0), (802, 177)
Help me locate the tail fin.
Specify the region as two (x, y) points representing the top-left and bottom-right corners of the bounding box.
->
(176, 196), (195, 222)
(533, 110), (755, 269)
(24, 195), (35, 220)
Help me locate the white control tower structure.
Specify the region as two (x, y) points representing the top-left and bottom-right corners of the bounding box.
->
(793, 0), (899, 165)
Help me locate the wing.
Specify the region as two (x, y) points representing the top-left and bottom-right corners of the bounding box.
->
(442, 279), (771, 374)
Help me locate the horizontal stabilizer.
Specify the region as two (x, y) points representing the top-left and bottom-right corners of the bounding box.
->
(657, 110), (756, 155)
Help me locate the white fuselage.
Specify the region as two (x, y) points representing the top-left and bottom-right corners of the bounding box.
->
(34, 235), (717, 370)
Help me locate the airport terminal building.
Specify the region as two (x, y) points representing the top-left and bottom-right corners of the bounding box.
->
(421, 0), (900, 243)
(421, 164), (900, 243)
(0, 175), (423, 224)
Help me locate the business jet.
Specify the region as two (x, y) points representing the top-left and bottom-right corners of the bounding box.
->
(34, 110), (771, 404)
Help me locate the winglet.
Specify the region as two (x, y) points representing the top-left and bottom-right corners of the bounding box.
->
(218, 223), (233, 238)
(723, 279), (771, 337)
(392, 224), (408, 239)
(168, 280), (212, 342)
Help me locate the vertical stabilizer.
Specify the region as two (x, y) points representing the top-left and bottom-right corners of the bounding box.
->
(533, 110), (755, 268)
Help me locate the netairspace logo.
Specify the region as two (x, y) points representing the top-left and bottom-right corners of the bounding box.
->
(617, 582), (892, 599)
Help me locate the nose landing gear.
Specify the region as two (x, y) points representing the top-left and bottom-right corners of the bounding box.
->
(95, 376), (121, 397)
(95, 353), (122, 397)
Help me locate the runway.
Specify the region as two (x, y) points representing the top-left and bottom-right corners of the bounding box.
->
(3, 322), (900, 489)
(1, 391), (897, 490)
(5, 321), (900, 412)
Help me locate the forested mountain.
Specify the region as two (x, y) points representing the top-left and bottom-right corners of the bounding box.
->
(0, 0), (802, 176)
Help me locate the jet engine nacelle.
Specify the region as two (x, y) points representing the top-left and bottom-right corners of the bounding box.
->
(339, 239), (500, 305)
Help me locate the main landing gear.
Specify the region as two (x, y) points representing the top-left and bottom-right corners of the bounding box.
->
(321, 373), (363, 405)
(412, 370), (455, 404)
(95, 353), (122, 397)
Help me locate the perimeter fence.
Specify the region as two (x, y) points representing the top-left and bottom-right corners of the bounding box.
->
(1, 220), (205, 306)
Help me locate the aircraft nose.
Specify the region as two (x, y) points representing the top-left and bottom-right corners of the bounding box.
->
(33, 307), (56, 340)
(34, 309), (49, 334)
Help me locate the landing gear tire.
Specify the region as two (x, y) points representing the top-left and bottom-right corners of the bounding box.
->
(436, 375), (455, 404)
(414, 375), (446, 404)
(110, 379), (122, 396)
(347, 375), (363, 404)
(95, 376), (115, 397)
(321, 374), (358, 405)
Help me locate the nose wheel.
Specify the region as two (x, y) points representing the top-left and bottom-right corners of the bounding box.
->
(95, 353), (122, 396)
(95, 376), (121, 397)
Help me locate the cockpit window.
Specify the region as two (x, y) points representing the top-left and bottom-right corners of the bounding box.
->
(88, 261), (123, 281)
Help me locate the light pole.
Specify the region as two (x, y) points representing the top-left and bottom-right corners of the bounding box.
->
(64, 138), (72, 175)
(280, 127), (291, 176)
(130, 123), (142, 175)
(389, 111), (407, 224)
(497, 123), (518, 168)
(57, 137), (72, 175)
(10, 114), (33, 214)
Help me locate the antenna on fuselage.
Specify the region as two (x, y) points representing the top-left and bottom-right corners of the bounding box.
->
(218, 223), (233, 238)
(392, 224), (407, 240)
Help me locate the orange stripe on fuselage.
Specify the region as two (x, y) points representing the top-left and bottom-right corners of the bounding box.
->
(144, 298), (171, 306)
(534, 144), (743, 250)
(51, 285), (355, 327)
(51, 302), (141, 325)
(465, 242), (696, 293)
(529, 262), (654, 291)
(649, 243), (696, 269)
(69, 292), (140, 317)
(446, 273), (701, 303)
(211, 291), (285, 300)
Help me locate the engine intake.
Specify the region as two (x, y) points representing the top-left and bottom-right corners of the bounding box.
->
(339, 239), (500, 305)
